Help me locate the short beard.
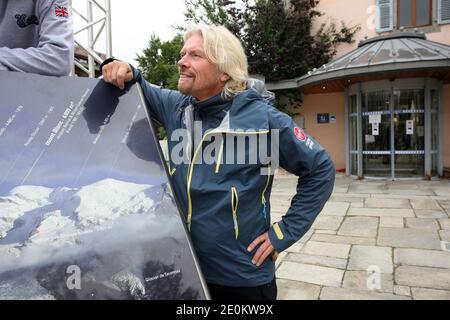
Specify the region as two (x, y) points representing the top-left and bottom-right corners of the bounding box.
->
(177, 82), (190, 95)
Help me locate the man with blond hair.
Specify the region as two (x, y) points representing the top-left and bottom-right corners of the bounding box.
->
(102, 24), (335, 300)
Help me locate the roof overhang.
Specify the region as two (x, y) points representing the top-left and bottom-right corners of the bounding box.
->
(266, 33), (450, 94)
(297, 61), (450, 93)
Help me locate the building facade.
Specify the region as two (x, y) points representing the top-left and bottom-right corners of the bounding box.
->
(268, 0), (450, 179)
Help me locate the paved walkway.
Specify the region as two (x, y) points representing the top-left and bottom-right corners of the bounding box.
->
(271, 170), (450, 300)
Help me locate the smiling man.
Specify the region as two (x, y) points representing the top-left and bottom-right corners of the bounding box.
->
(101, 24), (335, 300)
(177, 32), (232, 101)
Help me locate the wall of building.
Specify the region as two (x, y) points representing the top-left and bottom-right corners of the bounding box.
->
(443, 84), (450, 168)
(290, 92), (346, 170)
(312, 0), (377, 59)
(427, 25), (450, 45)
(287, 0), (450, 174)
(313, 0), (450, 59)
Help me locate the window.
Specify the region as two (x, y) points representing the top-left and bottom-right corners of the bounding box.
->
(439, 0), (450, 24)
(377, 0), (450, 32)
(398, 0), (432, 27)
(377, 0), (394, 32)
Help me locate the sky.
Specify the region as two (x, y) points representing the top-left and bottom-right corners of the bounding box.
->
(73, 0), (187, 66)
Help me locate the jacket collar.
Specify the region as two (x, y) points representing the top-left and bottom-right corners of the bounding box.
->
(191, 93), (230, 118)
(187, 89), (270, 132)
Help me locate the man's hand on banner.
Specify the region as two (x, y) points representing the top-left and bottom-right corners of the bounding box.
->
(102, 60), (133, 90)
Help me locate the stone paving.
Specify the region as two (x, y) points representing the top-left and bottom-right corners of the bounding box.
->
(271, 170), (450, 300)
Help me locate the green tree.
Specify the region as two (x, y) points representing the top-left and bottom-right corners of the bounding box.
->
(183, 0), (360, 81)
(136, 0), (360, 122)
(182, 0), (359, 114)
(136, 35), (184, 139)
(181, 0), (248, 40)
(136, 34), (184, 90)
(183, 0), (231, 26)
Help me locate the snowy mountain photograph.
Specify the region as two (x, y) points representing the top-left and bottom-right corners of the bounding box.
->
(0, 71), (207, 300)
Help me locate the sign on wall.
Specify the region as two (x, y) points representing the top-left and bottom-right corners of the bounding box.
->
(317, 113), (330, 124)
(0, 71), (208, 300)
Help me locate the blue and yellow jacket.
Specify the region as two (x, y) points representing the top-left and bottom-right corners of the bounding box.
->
(133, 69), (335, 287)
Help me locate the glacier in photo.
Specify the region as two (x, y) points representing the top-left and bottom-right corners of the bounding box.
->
(0, 179), (201, 300)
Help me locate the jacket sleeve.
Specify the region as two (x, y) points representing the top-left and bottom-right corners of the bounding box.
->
(130, 66), (183, 129)
(267, 106), (335, 253)
(100, 58), (183, 128)
(0, 0), (74, 76)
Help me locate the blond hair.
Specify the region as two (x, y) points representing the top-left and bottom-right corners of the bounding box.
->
(184, 24), (248, 99)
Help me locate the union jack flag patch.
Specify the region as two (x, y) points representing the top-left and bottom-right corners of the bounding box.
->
(55, 5), (69, 18)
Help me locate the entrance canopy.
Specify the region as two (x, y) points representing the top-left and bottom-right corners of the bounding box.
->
(267, 33), (450, 94)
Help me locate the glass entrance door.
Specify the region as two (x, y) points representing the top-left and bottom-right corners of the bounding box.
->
(360, 89), (425, 179)
(362, 91), (392, 177)
(393, 89), (425, 178)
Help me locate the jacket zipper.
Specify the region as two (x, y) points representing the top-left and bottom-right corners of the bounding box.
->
(215, 134), (224, 174)
(261, 161), (271, 220)
(231, 186), (239, 240)
(186, 130), (269, 231)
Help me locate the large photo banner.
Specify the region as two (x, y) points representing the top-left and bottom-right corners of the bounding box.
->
(0, 71), (208, 300)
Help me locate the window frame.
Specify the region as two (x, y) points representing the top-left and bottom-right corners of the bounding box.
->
(438, 0), (450, 24)
(397, 0), (433, 28)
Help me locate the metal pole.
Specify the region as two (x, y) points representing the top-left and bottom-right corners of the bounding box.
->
(87, 1), (95, 78)
(390, 87), (395, 181)
(72, 0), (112, 77)
(357, 83), (363, 179)
(70, 0), (75, 76)
(438, 81), (444, 177)
(424, 78), (432, 179)
(344, 88), (350, 176)
(105, 0), (113, 58)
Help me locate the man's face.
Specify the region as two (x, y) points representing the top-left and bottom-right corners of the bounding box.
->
(177, 33), (228, 101)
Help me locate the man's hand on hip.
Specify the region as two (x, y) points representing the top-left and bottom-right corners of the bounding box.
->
(102, 60), (133, 90)
(247, 232), (279, 267)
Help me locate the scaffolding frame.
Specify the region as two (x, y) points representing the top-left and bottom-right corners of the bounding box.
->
(71, 0), (112, 77)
